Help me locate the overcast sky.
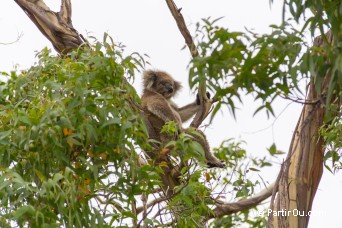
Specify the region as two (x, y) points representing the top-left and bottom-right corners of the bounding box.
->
(1, 1), (341, 227)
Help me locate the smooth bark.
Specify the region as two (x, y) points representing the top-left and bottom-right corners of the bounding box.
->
(268, 31), (335, 228)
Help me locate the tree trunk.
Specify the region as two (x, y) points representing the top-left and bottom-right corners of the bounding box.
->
(268, 31), (335, 228)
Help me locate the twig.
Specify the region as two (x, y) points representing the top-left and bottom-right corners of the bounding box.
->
(0, 32), (23, 45)
(280, 94), (321, 105)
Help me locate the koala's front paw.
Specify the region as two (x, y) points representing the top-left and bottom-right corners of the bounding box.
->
(196, 92), (211, 105)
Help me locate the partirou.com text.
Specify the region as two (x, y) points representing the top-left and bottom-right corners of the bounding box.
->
(256, 209), (326, 217)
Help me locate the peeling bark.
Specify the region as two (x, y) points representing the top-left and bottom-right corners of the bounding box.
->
(268, 31), (336, 228)
(15, 0), (86, 55)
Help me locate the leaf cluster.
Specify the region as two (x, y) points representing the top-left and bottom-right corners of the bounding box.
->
(321, 115), (342, 173)
(0, 37), (160, 226)
(189, 18), (305, 118)
(189, 0), (342, 120)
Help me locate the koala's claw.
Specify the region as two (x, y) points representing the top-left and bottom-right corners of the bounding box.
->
(207, 160), (226, 168)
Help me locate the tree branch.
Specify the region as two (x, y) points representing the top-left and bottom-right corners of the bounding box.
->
(0, 32), (23, 45)
(15, 0), (86, 55)
(165, 0), (213, 128)
(165, 0), (198, 58)
(208, 183), (274, 220)
(60, 0), (72, 25)
(136, 195), (167, 215)
(136, 178), (190, 215)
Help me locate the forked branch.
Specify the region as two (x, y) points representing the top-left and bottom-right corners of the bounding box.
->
(15, 0), (86, 54)
(165, 0), (213, 128)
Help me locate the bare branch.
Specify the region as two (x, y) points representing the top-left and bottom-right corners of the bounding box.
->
(15, 0), (85, 55)
(60, 0), (72, 25)
(279, 94), (322, 105)
(165, 0), (198, 58)
(136, 195), (168, 215)
(165, 0), (212, 128)
(95, 196), (124, 213)
(0, 32), (23, 45)
(209, 183), (274, 220)
(136, 180), (189, 215)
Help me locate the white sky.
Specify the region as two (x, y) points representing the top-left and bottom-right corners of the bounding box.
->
(1, 1), (341, 227)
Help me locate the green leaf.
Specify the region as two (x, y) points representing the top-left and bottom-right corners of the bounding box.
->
(249, 167), (260, 172)
(52, 173), (64, 183)
(13, 205), (35, 220)
(268, 143), (277, 156)
(66, 135), (83, 146)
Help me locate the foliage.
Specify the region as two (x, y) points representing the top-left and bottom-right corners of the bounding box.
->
(212, 209), (268, 228)
(321, 115), (342, 173)
(162, 122), (207, 163)
(1, 0), (341, 226)
(0, 36), (273, 227)
(189, 0), (342, 121)
(188, 0), (342, 171)
(186, 0), (341, 224)
(190, 19), (304, 118)
(0, 37), (155, 226)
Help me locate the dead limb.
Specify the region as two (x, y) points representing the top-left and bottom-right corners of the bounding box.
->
(15, 0), (86, 54)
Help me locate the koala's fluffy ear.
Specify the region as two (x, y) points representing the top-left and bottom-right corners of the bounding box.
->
(143, 70), (157, 89)
(174, 80), (182, 92)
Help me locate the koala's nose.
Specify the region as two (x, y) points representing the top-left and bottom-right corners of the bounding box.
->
(167, 86), (173, 93)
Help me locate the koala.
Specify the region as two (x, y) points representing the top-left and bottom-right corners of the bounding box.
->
(141, 70), (225, 168)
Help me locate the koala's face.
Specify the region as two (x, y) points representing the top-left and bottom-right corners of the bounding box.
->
(144, 71), (181, 99)
(154, 75), (177, 98)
